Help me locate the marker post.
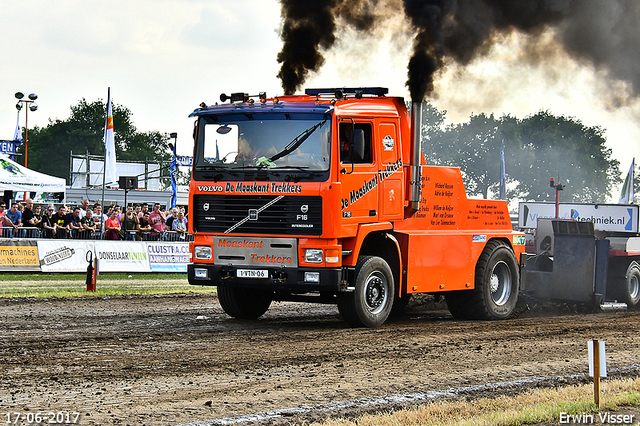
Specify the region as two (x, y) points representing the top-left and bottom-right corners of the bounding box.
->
(589, 340), (607, 407)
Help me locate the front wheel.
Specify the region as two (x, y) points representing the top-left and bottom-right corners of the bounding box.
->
(217, 286), (273, 319)
(338, 256), (394, 327)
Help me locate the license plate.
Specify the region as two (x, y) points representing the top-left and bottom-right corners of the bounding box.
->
(237, 269), (268, 279)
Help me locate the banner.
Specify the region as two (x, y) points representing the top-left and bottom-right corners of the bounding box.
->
(104, 88), (117, 185)
(176, 155), (193, 167)
(38, 240), (93, 273)
(0, 240), (190, 273)
(518, 202), (639, 233)
(96, 241), (150, 273)
(147, 242), (189, 272)
(0, 240), (39, 271)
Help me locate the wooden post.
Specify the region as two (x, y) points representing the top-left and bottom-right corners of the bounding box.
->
(593, 339), (601, 408)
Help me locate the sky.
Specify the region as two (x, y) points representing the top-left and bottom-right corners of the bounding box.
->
(1, 0), (639, 201)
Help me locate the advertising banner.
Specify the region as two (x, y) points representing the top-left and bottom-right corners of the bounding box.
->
(146, 242), (189, 272)
(518, 202), (639, 233)
(37, 240), (94, 273)
(95, 241), (151, 273)
(0, 240), (39, 271)
(1, 240), (190, 273)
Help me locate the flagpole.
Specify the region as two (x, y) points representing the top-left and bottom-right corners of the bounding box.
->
(101, 87), (110, 217)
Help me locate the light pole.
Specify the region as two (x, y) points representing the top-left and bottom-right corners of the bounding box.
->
(15, 92), (38, 168)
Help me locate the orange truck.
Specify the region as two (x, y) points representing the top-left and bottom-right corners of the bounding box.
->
(187, 88), (526, 327)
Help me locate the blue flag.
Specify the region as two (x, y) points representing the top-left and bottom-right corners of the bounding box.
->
(619, 158), (635, 204)
(499, 140), (506, 200)
(170, 143), (178, 208)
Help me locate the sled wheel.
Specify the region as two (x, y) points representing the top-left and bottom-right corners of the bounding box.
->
(613, 261), (640, 309)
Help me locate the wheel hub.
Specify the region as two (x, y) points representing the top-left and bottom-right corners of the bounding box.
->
(490, 261), (512, 306)
(630, 274), (640, 300)
(365, 273), (387, 313)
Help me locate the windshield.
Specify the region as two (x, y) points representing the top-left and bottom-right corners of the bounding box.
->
(196, 113), (331, 172)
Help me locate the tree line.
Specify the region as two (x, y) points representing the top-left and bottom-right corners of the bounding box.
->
(420, 102), (626, 203)
(15, 99), (174, 185)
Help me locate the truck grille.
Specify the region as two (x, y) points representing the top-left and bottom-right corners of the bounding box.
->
(193, 195), (322, 236)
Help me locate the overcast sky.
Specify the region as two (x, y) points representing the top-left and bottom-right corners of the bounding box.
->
(1, 1), (638, 200)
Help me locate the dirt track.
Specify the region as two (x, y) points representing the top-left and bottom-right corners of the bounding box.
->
(1, 294), (639, 425)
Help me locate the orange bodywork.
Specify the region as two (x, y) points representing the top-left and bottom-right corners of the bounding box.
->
(393, 165), (524, 294)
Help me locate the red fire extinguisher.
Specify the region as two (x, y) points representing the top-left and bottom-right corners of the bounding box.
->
(86, 251), (97, 292)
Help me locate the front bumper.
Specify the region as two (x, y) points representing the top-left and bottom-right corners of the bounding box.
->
(188, 263), (342, 292)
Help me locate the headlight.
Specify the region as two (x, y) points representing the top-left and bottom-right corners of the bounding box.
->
(194, 245), (212, 260)
(304, 248), (323, 263)
(194, 268), (208, 279)
(304, 272), (320, 283)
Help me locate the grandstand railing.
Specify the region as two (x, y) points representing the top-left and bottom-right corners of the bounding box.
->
(0, 226), (194, 241)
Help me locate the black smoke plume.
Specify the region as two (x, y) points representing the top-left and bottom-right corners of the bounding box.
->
(277, 0), (640, 103)
(277, 0), (378, 95)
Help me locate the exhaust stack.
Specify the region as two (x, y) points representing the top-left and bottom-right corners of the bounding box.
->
(405, 102), (422, 217)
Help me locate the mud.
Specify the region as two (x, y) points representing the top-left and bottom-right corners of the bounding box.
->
(1, 294), (639, 425)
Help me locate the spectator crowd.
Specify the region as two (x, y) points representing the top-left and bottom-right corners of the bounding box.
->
(0, 199), (191, 241)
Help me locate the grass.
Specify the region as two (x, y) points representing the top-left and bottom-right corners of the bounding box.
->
(312, 378), (640, 426)
(0, 272), (217, 298)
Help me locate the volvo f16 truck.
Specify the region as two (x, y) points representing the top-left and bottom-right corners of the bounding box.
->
(187, 88), (526, 327)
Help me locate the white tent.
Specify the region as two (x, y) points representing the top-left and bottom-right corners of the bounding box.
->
(0, 154), (66, 194)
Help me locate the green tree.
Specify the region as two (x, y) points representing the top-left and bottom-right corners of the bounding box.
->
(504, 111), (620, 203)
(418, 101), (448, 166)
(423, 107), (621, 203)
(16, 99), (172, 183)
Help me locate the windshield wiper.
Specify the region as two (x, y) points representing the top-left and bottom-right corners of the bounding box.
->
(269, 165), (310, 170)
(268, 120), (327, 162)
(195, 164), (227, 171)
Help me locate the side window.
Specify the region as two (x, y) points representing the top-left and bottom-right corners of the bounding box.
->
(339, 122), (373, 164)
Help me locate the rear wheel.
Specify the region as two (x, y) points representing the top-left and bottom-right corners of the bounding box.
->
(338, 256), (394, 327)
(445, 240), (519, 320)
(217, 286), (273, 319)
(611, 261), (640, 309)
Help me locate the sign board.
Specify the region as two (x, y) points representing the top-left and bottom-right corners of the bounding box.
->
(176, 155), (193, 167)
(518, 202), (639, 233)
(0, 140), (17, 155)
(38, 240), (93, 273)
(588, 340), (607, 378)
(0, 240), (39, 271)
(147, 242), (189, 272)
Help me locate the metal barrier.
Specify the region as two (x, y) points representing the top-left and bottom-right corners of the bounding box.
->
(0, 226), (42, 239)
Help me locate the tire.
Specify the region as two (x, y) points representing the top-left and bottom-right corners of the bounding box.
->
(337, 256), (394, 327)
(217, 286), (273, 319)
(445, 240), (519, 320)
(611, 261), (640, 309)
